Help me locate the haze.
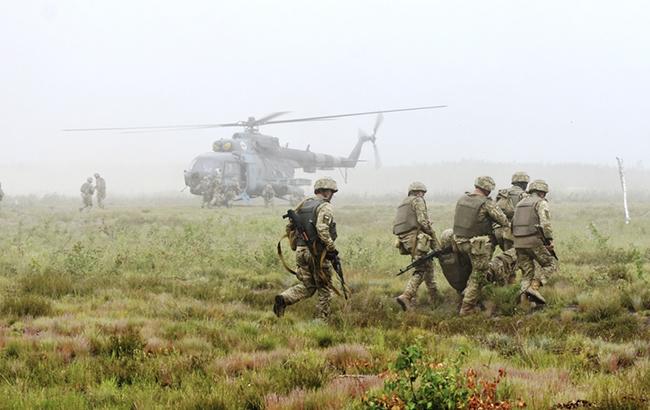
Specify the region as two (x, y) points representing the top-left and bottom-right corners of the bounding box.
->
(1, 0), (649, 195)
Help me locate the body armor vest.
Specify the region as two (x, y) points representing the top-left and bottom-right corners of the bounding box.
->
(508, 186), (524, 209)
(512, 195), (542, 237)
(295, 197), (337, 247)
(392, 196), (420, 235)
(453, 194), (491, 238)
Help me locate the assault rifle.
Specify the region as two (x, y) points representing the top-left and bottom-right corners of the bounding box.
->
(282, 209), (349, 299)
(536, 225), (558, 260)
(395, 247), (452, 276)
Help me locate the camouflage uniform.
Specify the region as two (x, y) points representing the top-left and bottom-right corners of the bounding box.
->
(393, 182), (440, 310)
(208, 175), (224, 207)
(94, 174), (106, 209)
(223, 181), (241, 208)
(453, 176), (509, 315)
(79, 178), (94, 212)
(495, 172), (529, 250)
(262, 183), (276, 208)
(488, 248), (518, 286)
(199, 176), (212, 208)
(513, 180), (557, 305)
(439, 229), (518, 293)
(275, 178), (339, 319)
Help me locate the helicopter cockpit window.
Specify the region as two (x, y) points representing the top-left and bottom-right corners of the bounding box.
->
(192, 158), (223, 173)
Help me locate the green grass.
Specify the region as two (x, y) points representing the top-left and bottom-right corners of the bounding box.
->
(0, 200), (649, 408)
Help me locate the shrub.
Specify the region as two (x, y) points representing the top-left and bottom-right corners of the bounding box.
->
(1, 295), (52, 317)
(363, 344), (519, 410)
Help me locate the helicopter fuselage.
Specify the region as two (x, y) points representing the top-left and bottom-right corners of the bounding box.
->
(183, 131), (371, 199)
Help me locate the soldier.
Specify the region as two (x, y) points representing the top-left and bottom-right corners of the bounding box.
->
(262, 183), (276, 208)
(273, 177), (339, 319)
(209, 174), (224, 208)
(79, 177), (95, 212)
(0, 182), (4, 206)
(94, 173), (106, 209)
(199, 176), (213, 208)
(495, 172), (529, 250)
(453, 176), (509, 315)
(513, 179), (557, 306)
(393, 182), (441, 310)
(223, 181), (241, 208)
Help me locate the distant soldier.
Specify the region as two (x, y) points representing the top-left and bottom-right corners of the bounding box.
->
(274, 177), (340, 319)
(223, 181), (241, 208)
(94, 173), (106, 209)
(393, 182), (441, 310)
(209, 173), (224, 207)
(262, 183), (276, 208)
(495, 172), (529, 250)
(513, 179), (557, 306)
(79, 177), (95, 212)
(453, 176), (509, 315)
(0, 182), (4, 206)
(199, 176), (213, 208)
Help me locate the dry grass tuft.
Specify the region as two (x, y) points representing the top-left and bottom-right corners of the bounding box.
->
(212, 348), (291, 376)
(325, 343), (372, 372)
(265, 374), (382, 410)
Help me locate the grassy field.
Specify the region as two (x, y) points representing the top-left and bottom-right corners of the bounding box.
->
(0, 199), (649, 409)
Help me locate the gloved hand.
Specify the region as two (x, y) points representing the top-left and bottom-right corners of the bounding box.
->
(326, 249), (339, 260)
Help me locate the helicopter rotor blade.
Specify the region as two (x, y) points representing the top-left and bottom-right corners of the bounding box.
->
(63, 105), (445, 132)
(372, 141), (382, 169)
(262, 105), (446, 126)
(254, 111), (291, 125)
(62, 123), (241, 132)
(372, 113), (384, 136)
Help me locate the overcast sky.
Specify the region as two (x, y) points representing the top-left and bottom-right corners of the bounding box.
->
(1, 0), (649, 194)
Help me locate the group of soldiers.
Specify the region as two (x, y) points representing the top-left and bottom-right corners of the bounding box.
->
(274, 173), (557, 319)
(79, 173), (106, 211)
(197, 172), (243, 208)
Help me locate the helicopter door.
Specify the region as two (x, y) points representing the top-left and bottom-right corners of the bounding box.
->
(223, 162), (242, 185)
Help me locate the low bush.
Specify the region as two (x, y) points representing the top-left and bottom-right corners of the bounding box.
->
(1, 294), (52, 317)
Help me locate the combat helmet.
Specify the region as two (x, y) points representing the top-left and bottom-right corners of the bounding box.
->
(94, 173), (100, 178)
(439, 228), (454, 249)
(511, 172), (529, 184)
(408, 181), (427, 194)
(528, 179), (549, 193)
(314, 177), (338, 193)
(474, 176), (496, 192)
(87, 177), (93, 183)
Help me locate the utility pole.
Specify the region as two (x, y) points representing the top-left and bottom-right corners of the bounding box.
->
(616, 157), (631, 224)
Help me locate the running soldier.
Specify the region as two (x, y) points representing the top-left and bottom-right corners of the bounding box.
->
(513, 179), (558, 306)
(393, 182), (441, 310)
(274, 178), (339, 319)
(452, 176), (509, 315)
(495, 172), (529, 250)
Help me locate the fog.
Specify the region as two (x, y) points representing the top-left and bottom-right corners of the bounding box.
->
(1, 1), (649, 196)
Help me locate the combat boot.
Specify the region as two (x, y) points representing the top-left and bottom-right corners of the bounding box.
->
(273, 295), (286, 317)
(459, 302), (479, 316)
(395, 295), (413, 311)
(524, 279), (546, 305)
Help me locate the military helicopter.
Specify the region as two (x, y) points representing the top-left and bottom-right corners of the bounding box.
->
(65, 106), (445, 202)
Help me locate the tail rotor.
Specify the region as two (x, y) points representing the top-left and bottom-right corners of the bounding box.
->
(359, 113), (383, 169)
